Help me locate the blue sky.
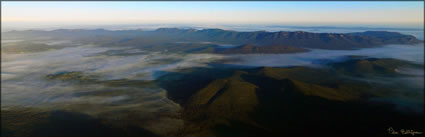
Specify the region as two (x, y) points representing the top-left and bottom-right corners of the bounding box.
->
(2, 2), (423, 28)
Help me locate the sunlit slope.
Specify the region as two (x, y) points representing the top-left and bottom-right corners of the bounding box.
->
(157, 57), (424, 137)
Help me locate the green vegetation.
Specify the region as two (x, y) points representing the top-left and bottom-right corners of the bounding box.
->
(2, 41), (65, 54)
(330, 57), (423, 76)
(155, 57), (424, 137)
(1, 108), (159, 137)
(45, 71), (155, 88)
(1, 108), (50, 137)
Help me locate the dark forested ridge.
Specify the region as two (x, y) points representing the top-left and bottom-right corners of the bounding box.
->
(155, 56), (424, 137)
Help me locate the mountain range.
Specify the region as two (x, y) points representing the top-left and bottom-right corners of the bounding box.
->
(3, 28), (423, 54)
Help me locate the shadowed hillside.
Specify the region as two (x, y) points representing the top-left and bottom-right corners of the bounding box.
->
(1, 108), (159, 137)
(215, 44), (308, 54)
(156, 57), (424, 137)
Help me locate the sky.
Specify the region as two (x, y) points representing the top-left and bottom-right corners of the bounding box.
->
(1, 2), (424, 29)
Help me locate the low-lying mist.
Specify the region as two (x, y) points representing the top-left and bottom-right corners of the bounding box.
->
(1, 35), (424, 135)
